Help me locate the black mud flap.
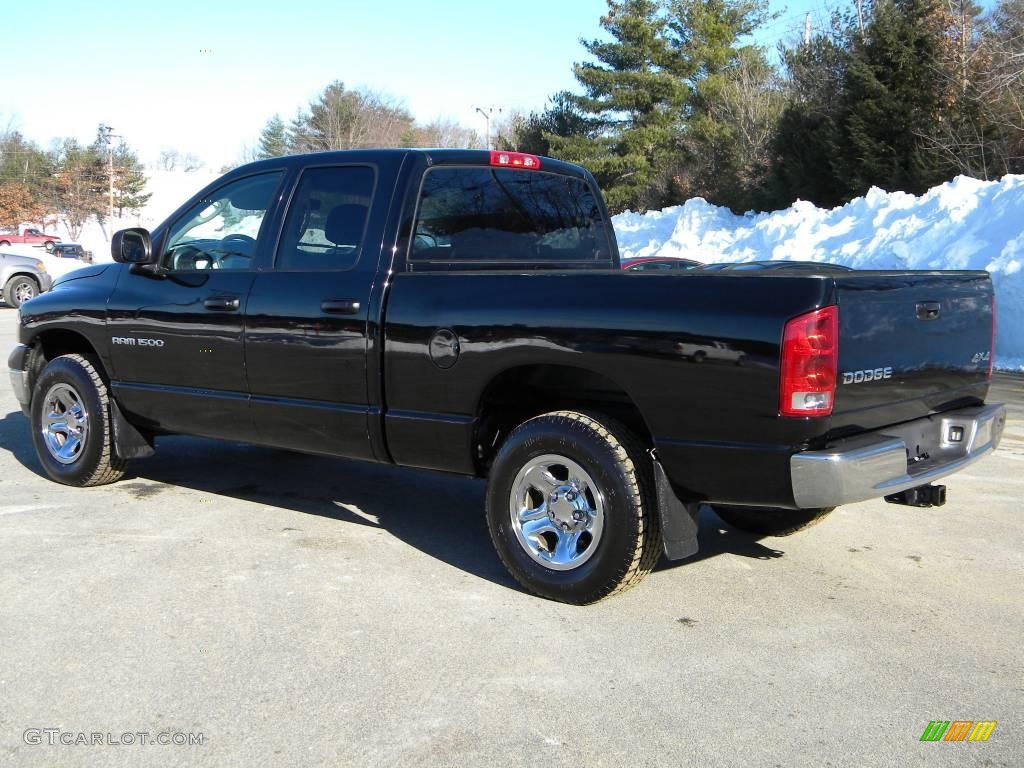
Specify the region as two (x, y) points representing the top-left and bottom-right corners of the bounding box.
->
(110, 399), (155, 460)
(651, 452), (700, 561)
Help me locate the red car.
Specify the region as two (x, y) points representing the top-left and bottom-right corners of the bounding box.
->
(0, 227), (62, 252)
(621, 256), (702, 271)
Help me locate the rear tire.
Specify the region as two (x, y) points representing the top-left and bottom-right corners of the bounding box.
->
(711, 505), (835, 536)
(0, 240), (10, 247)
(485, 411), (662, 604)
(30, 354), (127, 486)
(4, 276), (39, 308)
(44, 240), (56, 252)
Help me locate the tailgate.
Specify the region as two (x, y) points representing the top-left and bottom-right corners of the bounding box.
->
(829, 271), (994, 436)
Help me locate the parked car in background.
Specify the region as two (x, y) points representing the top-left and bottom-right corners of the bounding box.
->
(50, 243), (93, 263)
(700, 260), (855, 273)
(0, 227), (62, 252)
(0, 251), (52, 307)
(622, 256), (702, 271)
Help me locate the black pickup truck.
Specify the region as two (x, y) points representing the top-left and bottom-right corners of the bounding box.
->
(7, 149), (1007, 603)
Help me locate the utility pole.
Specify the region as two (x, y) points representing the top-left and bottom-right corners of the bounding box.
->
(474, 106), (501, 150)
(804, 12), (812, 46)
(98, 124), (120, 235)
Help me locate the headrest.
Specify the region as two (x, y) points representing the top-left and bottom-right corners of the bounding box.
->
(325, 205), (368, 246)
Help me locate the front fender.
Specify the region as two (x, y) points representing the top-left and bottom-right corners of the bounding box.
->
(18, 263), (123, 375)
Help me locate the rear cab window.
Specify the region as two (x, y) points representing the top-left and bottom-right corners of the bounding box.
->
(410, 167), (613, 268)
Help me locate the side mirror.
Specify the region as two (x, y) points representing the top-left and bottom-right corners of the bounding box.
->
(112, 228), (155, 265)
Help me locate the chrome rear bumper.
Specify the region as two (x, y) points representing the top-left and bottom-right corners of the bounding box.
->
(791, 404), (1007, 509)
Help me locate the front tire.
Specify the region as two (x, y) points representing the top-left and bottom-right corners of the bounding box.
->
(30, 354), (127, 486)
(4, 276), (39, 307)
(711, 505), (835, 536)
(486, 411), (662, 604)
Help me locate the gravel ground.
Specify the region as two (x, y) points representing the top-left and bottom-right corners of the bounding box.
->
(0, 308), (1021, 767)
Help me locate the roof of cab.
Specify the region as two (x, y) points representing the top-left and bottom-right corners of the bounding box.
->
(226, 148), (589, 181)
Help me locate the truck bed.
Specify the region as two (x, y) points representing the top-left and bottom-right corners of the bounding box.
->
(382, 269), (994, 508)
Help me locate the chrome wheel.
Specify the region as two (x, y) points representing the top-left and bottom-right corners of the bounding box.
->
(509, 453), (605, 571)
(14, 281), (35, 305)
(41, 383), (89, 465)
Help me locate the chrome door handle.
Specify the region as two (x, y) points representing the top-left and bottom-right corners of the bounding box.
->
(321, 299), (361, 315)
(204, 296), (240, 312)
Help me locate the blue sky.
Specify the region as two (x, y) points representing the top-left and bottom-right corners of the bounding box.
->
(0, 1), (992, 169)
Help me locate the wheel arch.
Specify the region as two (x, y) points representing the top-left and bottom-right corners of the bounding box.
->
(23, 328), (106, 398)
(474, 363), (655, 475)
(25, 330), (153, 462)
(6, 271), (41, 287)
(32, 327), (102, 364)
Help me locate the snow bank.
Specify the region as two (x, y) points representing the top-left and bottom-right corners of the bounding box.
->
(614, 175), (1024, 371)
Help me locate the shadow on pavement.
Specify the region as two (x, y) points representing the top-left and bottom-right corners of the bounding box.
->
(0, 412), (785, 591)
(0, 409), (44, 476)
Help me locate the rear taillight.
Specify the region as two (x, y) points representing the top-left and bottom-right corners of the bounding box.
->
(490, 151), (541, 169)
(780, 305), (839, 417)
(989, 293), (996, 379)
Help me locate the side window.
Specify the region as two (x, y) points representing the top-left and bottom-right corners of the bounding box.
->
(410, 167), (611, 264)
(162, 172), (283, 271)
(275, 166), (375, 271)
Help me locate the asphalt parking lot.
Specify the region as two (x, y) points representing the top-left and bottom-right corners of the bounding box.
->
(0, 306), (1021, 768)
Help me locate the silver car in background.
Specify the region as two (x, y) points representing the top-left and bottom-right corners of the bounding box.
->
(0, 251), (53, 308)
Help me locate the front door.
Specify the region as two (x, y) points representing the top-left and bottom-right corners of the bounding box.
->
(245, 164), (380, 459)
(106, 171), (286, 440)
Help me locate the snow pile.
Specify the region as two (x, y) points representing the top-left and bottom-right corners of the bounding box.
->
(614, 175), (1024, 371)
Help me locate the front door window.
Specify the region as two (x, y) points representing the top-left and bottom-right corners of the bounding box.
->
(162, 172), (283, 271)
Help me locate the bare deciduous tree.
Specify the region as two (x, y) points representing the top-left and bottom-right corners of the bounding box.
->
(413, 117), (480, 148)
(303, 81), (415, 150)
(709, 47), (787, 187)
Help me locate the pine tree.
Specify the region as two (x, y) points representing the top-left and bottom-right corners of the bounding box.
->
(770, 24), (853, 208)
(52, 139), (106, 240)
(664, 0), (774, 209)
(258, 114), (289, 158)
(112, 142), (151, 216)
(286, 110), (316, 154)
(548, 0), (690, 212)
(771, 1), (967, 207)
(506, 92), (591, 157)
(0, 131), (57, 218)
(838, 0), (952, 196)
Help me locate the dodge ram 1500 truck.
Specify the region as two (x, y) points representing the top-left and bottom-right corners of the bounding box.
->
(7, 149), (1007, 603)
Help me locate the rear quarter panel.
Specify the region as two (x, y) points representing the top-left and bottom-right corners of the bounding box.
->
(383, 271), (834, 505)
